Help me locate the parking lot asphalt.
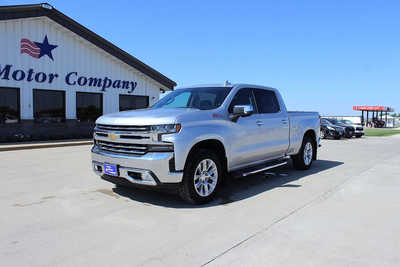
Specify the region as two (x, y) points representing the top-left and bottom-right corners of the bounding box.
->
(1, 135), (400, 267)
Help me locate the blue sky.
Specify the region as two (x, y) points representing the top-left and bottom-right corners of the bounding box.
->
(4, 0), (400, 115)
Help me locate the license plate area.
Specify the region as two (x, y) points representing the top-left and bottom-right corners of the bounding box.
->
(103, 163), (118, 176)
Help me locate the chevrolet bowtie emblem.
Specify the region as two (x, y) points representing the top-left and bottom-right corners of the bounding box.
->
(108, 133), (118, 140)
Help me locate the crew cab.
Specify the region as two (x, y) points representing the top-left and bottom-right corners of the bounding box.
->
(92, 84), (320, 204)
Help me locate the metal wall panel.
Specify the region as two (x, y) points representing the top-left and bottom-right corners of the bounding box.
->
(0, 17), (165, 120)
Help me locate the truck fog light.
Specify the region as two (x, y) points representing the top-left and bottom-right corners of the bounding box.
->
(142, 172), (154, 182)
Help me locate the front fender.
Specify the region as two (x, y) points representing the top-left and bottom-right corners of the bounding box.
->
(162, 122), (229, 171)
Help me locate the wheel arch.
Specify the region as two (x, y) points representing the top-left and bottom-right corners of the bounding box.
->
(303, 129), (317, 160)
(184, 139), (228, 173)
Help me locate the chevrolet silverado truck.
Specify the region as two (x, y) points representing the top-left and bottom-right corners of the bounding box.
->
(92, 84), (320, 204)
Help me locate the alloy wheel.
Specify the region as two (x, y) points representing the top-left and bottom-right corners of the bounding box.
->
(303, 142), (313, 166)
(193, 159), (218, 197)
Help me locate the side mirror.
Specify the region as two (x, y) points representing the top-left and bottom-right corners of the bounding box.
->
(233, 105), (254, 116)
(230, 105), (254, 122)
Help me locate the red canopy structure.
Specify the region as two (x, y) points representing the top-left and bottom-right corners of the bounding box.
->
(353, 106), (394, 127)
(353, 106), (394, 112)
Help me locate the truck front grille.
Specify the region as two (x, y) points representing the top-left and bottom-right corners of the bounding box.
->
(97, 140), (148, 155)
(96, 124), (150, 133)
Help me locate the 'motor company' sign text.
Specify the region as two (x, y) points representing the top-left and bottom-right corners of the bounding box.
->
(0, 64), (137, 93)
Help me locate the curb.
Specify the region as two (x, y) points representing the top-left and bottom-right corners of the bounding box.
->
(0, 140), (93, 152)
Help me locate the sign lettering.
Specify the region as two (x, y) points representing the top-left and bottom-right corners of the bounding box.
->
(0, 64), (137, 93)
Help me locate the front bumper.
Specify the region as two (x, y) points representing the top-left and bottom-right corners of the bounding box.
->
(327, 129), (343, 137)
(91, 146), (183, 186)
(355, 130), (364, 136)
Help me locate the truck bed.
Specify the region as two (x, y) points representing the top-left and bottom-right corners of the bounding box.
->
(287, 111), (320, 155)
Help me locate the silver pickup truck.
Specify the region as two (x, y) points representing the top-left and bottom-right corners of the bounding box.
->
(92, 84), (320, 204)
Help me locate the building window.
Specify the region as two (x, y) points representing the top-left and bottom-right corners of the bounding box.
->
(33, 89), (66, 123)
(76, 92), (103, 122)
(0, 87), (20, 124)
(119, 95), (149, 111)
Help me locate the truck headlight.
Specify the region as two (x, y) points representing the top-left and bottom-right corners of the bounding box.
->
(327, 126), (335, 130)
(150, 124), (181, 134)
(150, 124), (181, 141)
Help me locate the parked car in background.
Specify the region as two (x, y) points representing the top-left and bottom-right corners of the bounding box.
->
(0, 114), (19, 124)
(320, 118), (344, 139)
(340, 119), (364, 138)
(367, 118), (385, 128)
(324, 118), (355, 138)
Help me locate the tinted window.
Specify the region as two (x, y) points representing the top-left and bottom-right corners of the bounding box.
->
(321, 119), (331, 125)
(254, 89), (280, 113)
(0, 87), (20, 124)
(76, 92), (103, 122)
(228, 88), (255, 113)
(153, 87), (232, 110)
(327, 119), (339, 124)
(33, 89), (65, 122)
(119, 95), (149, 111)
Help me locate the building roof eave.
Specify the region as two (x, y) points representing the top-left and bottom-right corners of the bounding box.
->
(0, 3), (176, 90)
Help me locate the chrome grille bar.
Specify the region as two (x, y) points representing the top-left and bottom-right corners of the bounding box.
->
(96, 124), (150, 132)
(97, 140), (148, 155)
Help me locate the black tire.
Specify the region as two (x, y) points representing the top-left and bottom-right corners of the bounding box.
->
(356, 135), (362, 138)
(292, 135), (315, 170)
(334, 136), (341, 140)
(345, 131), (353, 138)
(179, 149), (222, 204)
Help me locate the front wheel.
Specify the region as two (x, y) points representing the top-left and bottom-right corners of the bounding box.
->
(320, 130), (326, 139)
(292, 136), (315, 170)
(179, 149), (222, 204)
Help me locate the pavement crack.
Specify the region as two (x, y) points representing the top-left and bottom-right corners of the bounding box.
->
(201, 163), (378, 266)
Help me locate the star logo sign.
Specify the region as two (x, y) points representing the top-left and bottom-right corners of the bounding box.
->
(20, 35), (58, 60)
(33, 35), (58, 60)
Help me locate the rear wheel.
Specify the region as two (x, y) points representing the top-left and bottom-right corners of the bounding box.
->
(292, 135), (315, 170)
(179, 149), (222, 204)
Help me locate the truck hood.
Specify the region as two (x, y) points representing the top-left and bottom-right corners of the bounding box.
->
(96, 108), (198, 125)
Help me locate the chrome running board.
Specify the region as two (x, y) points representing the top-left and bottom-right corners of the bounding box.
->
(242, 161), (287, 177)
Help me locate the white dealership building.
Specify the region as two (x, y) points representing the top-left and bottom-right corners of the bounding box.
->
(0, 3), (175, 141)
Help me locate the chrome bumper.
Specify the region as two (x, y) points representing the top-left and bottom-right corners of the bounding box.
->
(91, 146), (183, 185)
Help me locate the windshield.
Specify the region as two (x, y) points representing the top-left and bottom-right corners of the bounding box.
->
(153, 87), (232, 110)
(327, 119), (340, 124)
(341, 120), (353, 125)
(322, 119), (333, 126)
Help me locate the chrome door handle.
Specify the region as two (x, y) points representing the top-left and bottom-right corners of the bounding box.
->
(281, 119), (288, 124)
(256, 120), (264, 126)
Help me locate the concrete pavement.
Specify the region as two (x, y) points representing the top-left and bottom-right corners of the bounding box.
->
(0, 136), (399, 266)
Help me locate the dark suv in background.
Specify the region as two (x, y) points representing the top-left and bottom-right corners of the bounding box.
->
(323, 118), (355, 138)
(339, 119), (364, 138)
(320, 119), (345, 139)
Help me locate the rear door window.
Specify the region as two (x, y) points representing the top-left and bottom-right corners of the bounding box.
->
(253, 89), (280, 113)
